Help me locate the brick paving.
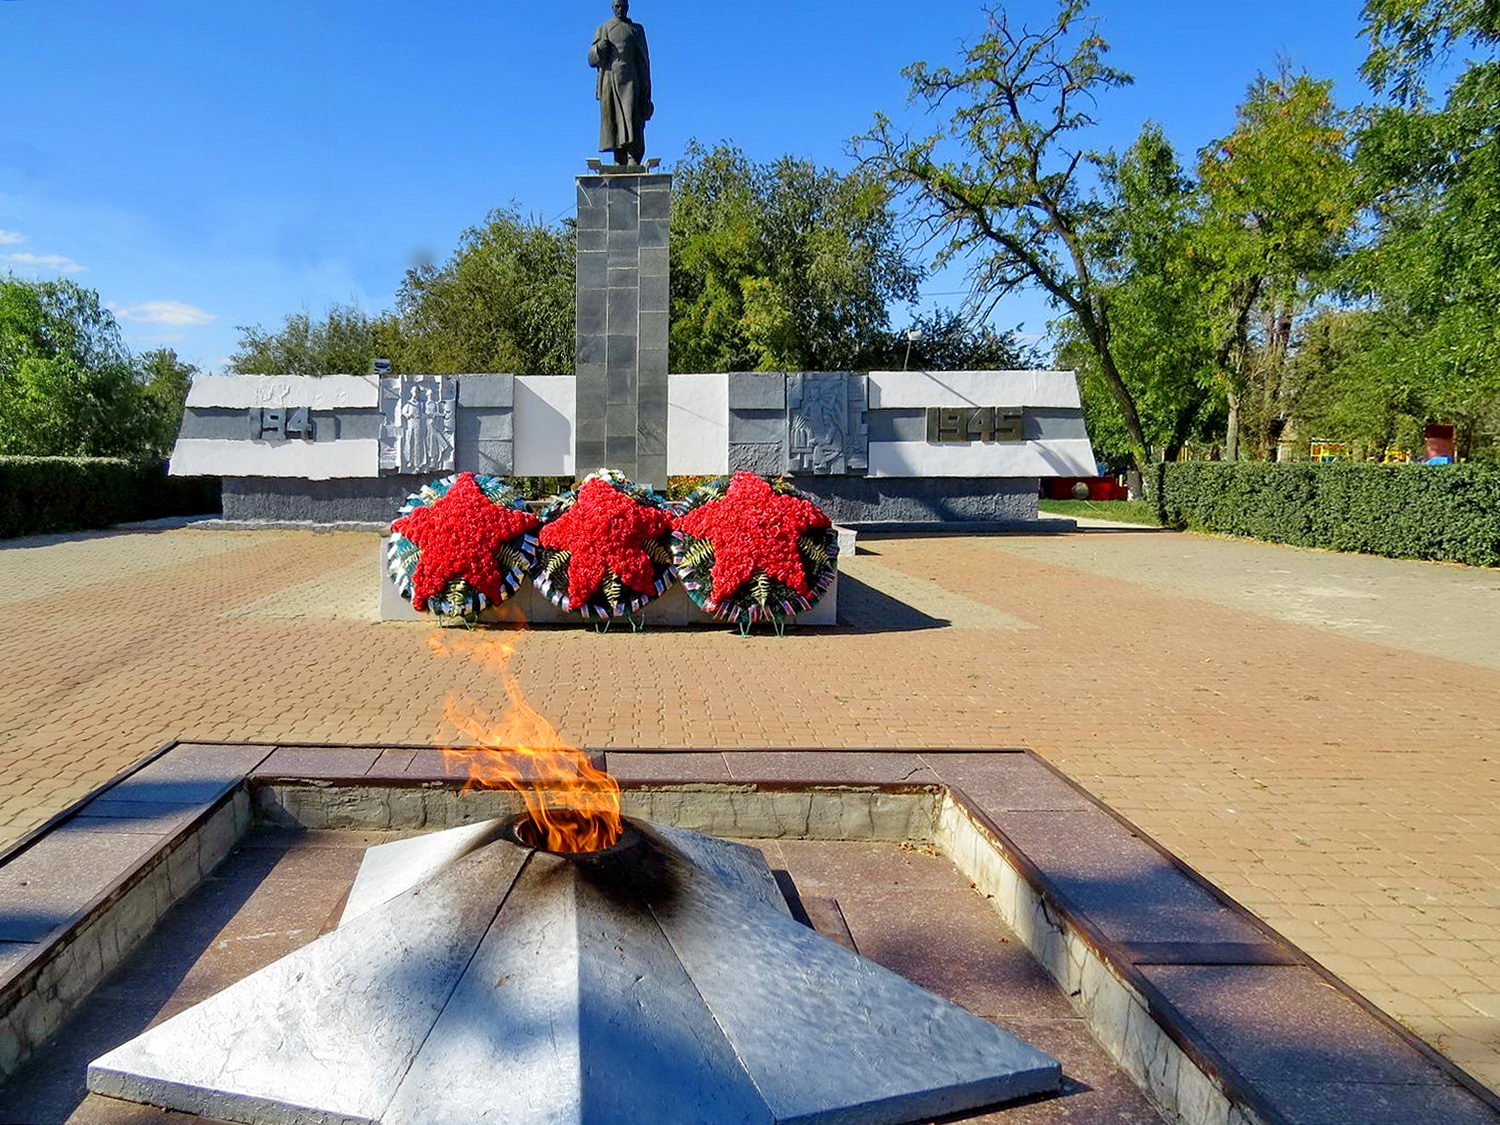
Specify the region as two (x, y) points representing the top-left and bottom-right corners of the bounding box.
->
(0, 523), (1498, 1088)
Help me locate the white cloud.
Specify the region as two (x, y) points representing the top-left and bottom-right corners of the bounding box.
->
(110, 299), (216, 327)
(2, 252), (86, 274)
(0, 230), (23, 245)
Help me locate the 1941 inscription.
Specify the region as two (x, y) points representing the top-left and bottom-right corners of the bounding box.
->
(248, 407), (315, 441)
(927, 406), (1024, 443)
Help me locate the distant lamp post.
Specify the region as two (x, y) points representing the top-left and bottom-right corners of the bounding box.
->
(902, 328), (924, 371)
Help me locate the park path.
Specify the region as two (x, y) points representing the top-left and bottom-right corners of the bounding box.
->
(1, 522), (1498, 1089)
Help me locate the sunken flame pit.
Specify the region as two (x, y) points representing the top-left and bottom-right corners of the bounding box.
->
(89, 817), (1061, 1125)
(86, 636), (1061, 1123)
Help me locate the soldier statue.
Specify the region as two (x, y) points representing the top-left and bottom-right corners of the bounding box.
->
(589, 0), (653, 165)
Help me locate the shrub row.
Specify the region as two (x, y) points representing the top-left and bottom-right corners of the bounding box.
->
(0, 457), (221, 539)
(1152, 461), (1500, 567)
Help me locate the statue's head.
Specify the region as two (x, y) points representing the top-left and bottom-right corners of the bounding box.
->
(613, 0), (628, 18)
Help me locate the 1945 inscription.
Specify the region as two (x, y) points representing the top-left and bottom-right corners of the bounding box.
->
(927, 407), (1025, 444)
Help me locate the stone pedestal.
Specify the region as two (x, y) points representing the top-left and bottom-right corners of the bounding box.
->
(575, 171), (670, 488)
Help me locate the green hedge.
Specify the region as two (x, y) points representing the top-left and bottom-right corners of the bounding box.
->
(1152, 461), (1500, 567)
(0, 457), (221, 539)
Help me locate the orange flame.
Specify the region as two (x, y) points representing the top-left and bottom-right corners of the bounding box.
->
(427, 631), (621, 853)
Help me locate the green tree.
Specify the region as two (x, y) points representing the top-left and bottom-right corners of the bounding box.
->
(858, 1), (1157, 477)
(0, 277), (154, 456)
(670, 141), (919, 373)
(862, 308), (1037, 372)
(393, 210), (575, 376)
(228, 303), (390, 376)
(137, 347), (197, 456)
(1195, 70), (1357, 460)
(1058, 124), (1222, 466)
(1347, 0), (1500, 457)
(1361, 0), (1500, 105)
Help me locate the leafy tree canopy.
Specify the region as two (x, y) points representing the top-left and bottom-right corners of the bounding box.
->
(228, 304), (391, 376)
(0, 276), (168, 457)
(393, 209), (575, 376)
(670, 141), (920, 373)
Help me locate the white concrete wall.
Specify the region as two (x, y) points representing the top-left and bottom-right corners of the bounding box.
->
(513, 376), (575, 476)
(168, 438), (380, 480)
(868, 439), (1096, 479)
(184, 374), (380, 410)
(867, 371), (1082, 410)
(667, 373), (729, 475)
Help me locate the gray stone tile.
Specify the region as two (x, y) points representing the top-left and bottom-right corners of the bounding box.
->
(639, 187), (670, 219)
(606, 224), (638, 253)
(635, 455), (666, 488)
(982, 808), (1267, 945)
(728, 408), (785, 445)
(606, 435), (637, 465)
(455, 374), (513, 409)
(606, 407), (638, 437)
(638, 412), (667, 457)
(576, 333), (606, 366)
(68, 811), (196, 836)
(607, 364), (637, 405)
(638, 348), (668, 381)
(639, 219), (668, 249)
(576, 294), (607, 336)
(606, 266), (639, 288)
(1139, 964), (1448, 1087)
(606, 333), (637, 369)
(728, 442), (787, 474)
(606, 752), (730, 780)
(0, 827), (164, 941)
(1256, 1079), (1499, 1125)
(728, 372), (786, 410)
(639, 310), (668, 348)
(576, 204), (605, 231)
(78, 797), (204, 822)
(607, 190), (639, 223)
(920, 753), (1091, 813)
(455, 408), (513, 444)
(576, 250), (606, 289)
(362, 750), (416, 779)
(867, 407), (926, 443)
(607, 295), (637, 334)
(472, 440), (514, 476)
(721, 752), (937, 784)
(576, 361), (606, 396)
(106, 743), (270, 806)
(637, 378), (668, 410)
(575, 440), (607, 468)
(639, 273), (669, 312)
(576, 226), (606, 252)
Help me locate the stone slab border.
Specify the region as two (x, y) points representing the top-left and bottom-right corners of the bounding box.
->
(1, 742), (1496, 1125)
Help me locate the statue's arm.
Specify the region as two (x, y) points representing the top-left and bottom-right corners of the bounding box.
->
(637, 28), (653, 117)
(587, 24), (608, 68)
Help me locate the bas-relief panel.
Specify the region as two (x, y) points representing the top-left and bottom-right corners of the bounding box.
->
(787, 373), (868, 476)
(379, 376), (457, 475)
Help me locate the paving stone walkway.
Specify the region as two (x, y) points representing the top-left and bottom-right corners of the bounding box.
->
(1, 522), (1498, 1089)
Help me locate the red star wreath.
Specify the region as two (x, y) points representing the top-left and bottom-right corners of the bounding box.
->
(388, 473), (540, 619)
(673, 472), (838, 626)
(534, 471), (677, 618)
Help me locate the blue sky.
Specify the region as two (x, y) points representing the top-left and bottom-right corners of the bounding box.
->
(0, 0), (1376, 372)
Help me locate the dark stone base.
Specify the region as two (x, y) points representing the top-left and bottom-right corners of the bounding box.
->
(796, 477), (1039, 526)
(222, 477), (433, 524)
(223, 475), (1048, 529)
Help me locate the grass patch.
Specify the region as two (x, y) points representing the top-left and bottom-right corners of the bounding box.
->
(1039, 499), (1160, 526)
